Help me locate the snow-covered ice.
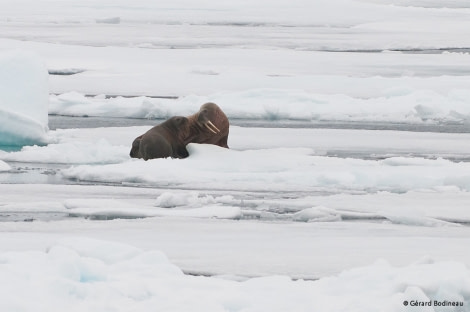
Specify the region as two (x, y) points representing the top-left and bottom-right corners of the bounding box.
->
(0, 237), (469, 312)
(0, 160), (10, 171)
(3, 125), (470, 164)
(61, 143), (470, 193)
(0, 51), (49, 147)
(48, 88), (470, 124)
(1, 0), (470, 310)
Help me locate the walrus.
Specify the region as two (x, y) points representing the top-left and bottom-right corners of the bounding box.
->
(185, 102), (229, 148)
(129, 134), (143, 158)
(130, 116), (190, 160)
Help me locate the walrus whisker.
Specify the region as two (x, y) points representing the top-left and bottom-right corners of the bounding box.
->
(204, 123), (217, 134)
(207, 120), (221, 133)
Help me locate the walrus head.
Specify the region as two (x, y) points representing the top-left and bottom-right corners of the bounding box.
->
(196, 103), (222, 134)
(130, 135), (143, 158)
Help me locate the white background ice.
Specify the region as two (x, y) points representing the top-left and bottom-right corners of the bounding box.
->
(1, 0), (470, 311)
(0, 51), (49, 146)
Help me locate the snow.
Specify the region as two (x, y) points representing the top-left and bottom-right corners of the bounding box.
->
(0, 160), (10, 171)
(2, 125), (470, 164)
(49, 88), (470, 124)
(64, 198), (242, 220)
(292, 206), (343, 222)
(60, 143), (470, 193)
(0, 139), (128, 164)
(2, 0), (470, 310)
(0, 51), (49, 147)
(0, 237), (469, 311)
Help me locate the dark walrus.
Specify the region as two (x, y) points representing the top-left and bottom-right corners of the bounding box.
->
(185, 102), (229, 148)
(130, 103), (229, 160)
(130, 116), (190, 160)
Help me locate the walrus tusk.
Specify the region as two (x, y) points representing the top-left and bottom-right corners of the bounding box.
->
(204, 123), (217, 134)
(207, 120), (221, 133)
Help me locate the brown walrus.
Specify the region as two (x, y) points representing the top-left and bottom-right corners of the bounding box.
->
(129, 103), (229, 159)
(185, 102), (229, 148)
(130, 116), (190, 160)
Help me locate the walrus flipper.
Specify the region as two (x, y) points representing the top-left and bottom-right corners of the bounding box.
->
(174, 146), (189, 159)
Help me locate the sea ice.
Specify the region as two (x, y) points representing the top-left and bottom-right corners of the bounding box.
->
(63, 198), (242, 220)
(0, 159), (10, 171)
(292, 207), (342, 222)
(0, 51), (49, 148)
(1, 1), (470, 310)
(0, 237), (469, 312)
(60, 143), (470, 193)
(49, 88), (470, 124)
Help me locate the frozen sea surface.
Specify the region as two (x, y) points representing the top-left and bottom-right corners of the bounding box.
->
(1, 1), (470, 310)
